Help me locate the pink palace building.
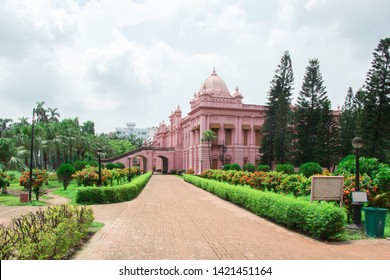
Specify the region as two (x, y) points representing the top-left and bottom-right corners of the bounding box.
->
(106, 69), (266, 174)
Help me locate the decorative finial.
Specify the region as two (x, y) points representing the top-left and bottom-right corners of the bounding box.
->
(212, 67), (216, 75)
(203, 83), (207, 89)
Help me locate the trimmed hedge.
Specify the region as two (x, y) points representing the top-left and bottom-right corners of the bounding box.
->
(0, 205), (93, 260)
(184, 174), (346, 240)
(75, 172), (152, 204)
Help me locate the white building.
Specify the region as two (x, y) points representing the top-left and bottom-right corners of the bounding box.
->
(115, 122), (157, 143)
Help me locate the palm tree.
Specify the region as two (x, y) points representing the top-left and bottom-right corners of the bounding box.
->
(0, 118), (13, 137)
(35, 101), (48, 123)
(47, 107), (60, 122)
(201, 130), (217, 169)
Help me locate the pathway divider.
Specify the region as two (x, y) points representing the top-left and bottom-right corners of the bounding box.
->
(183, 174), (346, 240)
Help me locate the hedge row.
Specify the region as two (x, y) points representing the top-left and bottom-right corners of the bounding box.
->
(0, 205), (94, 260)
(75, 172), (152, 204)
(184, 174), (346, 240)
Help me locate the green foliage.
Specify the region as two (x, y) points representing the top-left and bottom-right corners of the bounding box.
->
(105, 163), (117, 170)
(73, 160), (87, 171)
(184, 175), (345, 240)
(257, 164), (271, 172)
(170, 169), (177, 175)
(299, 162), (323, 177)
(358, 38), (390, 162)
(260, 51), (294, 166)
(0, 205), (94, 260)
(242, 163), (256, 172)
(275, 163), (295, 174)
(373, 167), (390, 192)
(57, 164), (76, 190)
(115, 162), (125, 169)
(334, 155), (384, 178)
(230, 163), (241, 171)
(75, 172), (152, 204)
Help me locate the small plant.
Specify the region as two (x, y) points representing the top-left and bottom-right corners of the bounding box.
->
(0, 170), (10, 194)
(170, 169), (177, 175)
(115, 162), (125, 169)
(185, 169), (195, 174)
(230, 163), (241, 171)
(19, 169), (47, 200)
(299, 162), (323, 177)
(275, 163), (295, 174)
(57, 164), (76, 190)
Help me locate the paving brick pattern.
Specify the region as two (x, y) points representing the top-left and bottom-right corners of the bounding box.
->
(74, 175), (390, 260)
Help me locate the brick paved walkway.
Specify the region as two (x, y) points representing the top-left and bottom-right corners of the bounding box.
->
(74, 175), (390, 260)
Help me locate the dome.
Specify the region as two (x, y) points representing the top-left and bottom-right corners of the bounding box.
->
(200, 68), (230, 97)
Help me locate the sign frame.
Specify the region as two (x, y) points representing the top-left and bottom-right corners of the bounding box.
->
(310, 176), (344, 207)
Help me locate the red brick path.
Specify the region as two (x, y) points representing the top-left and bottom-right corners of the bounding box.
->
(73, 175), (390, 260)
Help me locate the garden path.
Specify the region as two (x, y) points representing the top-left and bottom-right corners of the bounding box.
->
(73, 175), (390, 260)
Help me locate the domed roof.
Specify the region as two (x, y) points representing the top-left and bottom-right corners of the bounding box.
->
(200, 68), (230, 97)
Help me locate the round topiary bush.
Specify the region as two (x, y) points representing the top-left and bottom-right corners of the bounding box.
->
(115, 162), (125, 169)
(105, 163), (117, 170)
(299, 162), (323, 177)
(230, 163), (241, 171)
(242, 163), (256, 172)
(275, 163), (295, 174)
(257, 164), (271, 172)
(57, 164), (76, 190)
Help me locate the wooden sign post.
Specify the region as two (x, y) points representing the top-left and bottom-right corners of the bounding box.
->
(311, 176), (344, 207)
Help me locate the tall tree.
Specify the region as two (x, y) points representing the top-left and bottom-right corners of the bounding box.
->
(0, 118), (13, 138)
(359, 38), (390, 162)
(260, 51), (294, 166)
(317, 99), (339, 169)
(293, 58), (329, 165)
(339, 87), (358, 157)
(35, 101), (48, 123)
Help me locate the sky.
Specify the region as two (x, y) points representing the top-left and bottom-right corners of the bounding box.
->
(0, 0), (389, 134)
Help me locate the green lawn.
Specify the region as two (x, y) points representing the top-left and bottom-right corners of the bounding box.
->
(53, 182), (80, 204)
(0, 193), (46, 206)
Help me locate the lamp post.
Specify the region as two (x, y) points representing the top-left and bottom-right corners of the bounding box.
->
(128, 157), (132, 182)
(28, 109), (36, 202)
(351, 137), (364, 228)
(97, 148), (103, 186)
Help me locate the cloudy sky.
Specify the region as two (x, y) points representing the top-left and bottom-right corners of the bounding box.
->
(0, 0), (389, 133)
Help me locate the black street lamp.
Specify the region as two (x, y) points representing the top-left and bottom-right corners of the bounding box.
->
(28, 109), (36, 202)
(351, 137), (364, 229)
(128, 157), (132, 182)
(97, 148), (103, 186)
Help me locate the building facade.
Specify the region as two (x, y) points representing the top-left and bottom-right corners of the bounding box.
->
(150, 68), (265, 173)
(115, 122), (157, 143)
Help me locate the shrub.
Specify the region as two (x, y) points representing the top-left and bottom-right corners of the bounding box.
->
(0, 205), (93, 260)
(223, 164), (231, 171)
(47, 171), (58, 181)
(105, 163), (117, 170)
(75, 172), (152, 204)
(73, 160), (87, 171)
(373, 167), (390, 192)
(257, 164), (270, 172)
(170, 169), (177, 175)
(334, 155), (385, 178)
(184, 175), (345, 240)
(230, 163), (241, 171)
(57, 164), (76, 190)
(299, 162), (323, 177)
(115, 162), (125, 169)
(185, 169), (195, 174)
(275, 163), (295, 174)
(242, 163), (256, 172)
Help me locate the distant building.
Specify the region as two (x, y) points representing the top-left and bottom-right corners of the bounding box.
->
(115, 122), (157, 143)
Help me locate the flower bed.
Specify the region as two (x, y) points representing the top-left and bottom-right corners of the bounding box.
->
(75, 172), (152, 204)
(0, 205), (93, 259)
(184, 174), (346, 240)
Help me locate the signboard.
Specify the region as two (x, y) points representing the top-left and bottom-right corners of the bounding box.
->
(311, 176), (344, 207)
(352, 192), (368, 203)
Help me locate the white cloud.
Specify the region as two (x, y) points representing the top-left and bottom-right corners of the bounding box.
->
(0, 0), (389, 133)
